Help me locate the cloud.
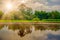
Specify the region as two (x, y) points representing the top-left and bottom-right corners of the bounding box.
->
(26, 2), (60, 11)
(0, 0), (60, 11)
(50, 0), (60, 2)
(26, 0), (60, 11)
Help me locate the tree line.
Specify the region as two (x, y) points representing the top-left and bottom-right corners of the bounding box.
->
(0, 10), (60, 20)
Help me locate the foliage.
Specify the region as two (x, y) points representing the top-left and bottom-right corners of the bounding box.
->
(33, 17), (40, 21)
(0, 11), (4, 19)
(0, 8), (60, 20)
(34, 10), (60, 20)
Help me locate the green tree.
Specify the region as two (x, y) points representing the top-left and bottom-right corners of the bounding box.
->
(35, 11), (48, 20)
(0, 11), (4, 19)
(47, 11), (60, 19)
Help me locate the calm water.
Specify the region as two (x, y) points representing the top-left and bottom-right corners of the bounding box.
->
(0, 26), (60, 40)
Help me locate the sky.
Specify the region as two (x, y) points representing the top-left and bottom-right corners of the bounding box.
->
(0, 0), (60, 12)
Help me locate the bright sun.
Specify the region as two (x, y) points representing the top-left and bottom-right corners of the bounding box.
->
(5, 3), (13, 11)
(4, 0), (27, 13)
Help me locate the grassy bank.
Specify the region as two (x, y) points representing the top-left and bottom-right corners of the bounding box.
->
(0, 19), (60, 23)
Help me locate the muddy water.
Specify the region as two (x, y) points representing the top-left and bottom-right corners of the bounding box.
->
(0, 26), (60, 40)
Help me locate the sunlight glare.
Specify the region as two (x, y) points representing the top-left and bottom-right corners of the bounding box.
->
(21, 0), (27, 3)
(5, 3), (13, 10)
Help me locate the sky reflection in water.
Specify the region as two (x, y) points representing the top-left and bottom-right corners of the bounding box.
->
(0, 27), (60, 40)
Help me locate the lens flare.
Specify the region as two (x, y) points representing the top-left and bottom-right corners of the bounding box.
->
(5, 3), (13, 10)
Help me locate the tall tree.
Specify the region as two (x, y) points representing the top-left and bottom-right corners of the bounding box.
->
(0, 11), (4, 19)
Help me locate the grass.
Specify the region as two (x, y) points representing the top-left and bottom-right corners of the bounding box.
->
(0, 19), (60, 23)
(42, 19), (60, 23)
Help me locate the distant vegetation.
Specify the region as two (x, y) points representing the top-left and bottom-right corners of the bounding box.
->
(0, 4), (60, 21)
(0, 10), (60, 21)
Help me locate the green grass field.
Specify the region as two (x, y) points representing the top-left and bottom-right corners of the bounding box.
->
(0, 19), (60, 23)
